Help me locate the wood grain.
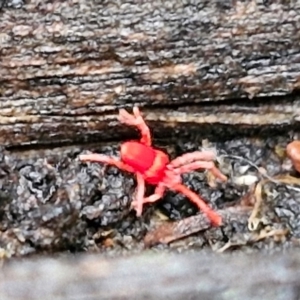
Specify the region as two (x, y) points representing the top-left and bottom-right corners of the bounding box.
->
(0, 0), (300, 146)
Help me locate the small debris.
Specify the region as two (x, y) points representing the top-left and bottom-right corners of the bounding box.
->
(144, 206), (251, 247)
(248, 174), (300, 231)
(232, 174), (259, 186)
(216, 227), (290, 253)
(144, 213), (211, 247)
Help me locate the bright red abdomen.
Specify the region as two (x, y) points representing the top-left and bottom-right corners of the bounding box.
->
(120, 141), (155, 172)
(120, 141), (169, 184)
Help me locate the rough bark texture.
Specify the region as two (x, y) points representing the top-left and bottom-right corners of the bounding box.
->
(1, 250), (300, 300)
(0, 0), (300, 147)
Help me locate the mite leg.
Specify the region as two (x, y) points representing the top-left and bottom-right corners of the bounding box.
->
(79, 154), (135, 173)
(169, 151), (217, 168)
(131, 184), (166, 214)
(172, 183), (222, 226)
(131, 173), (146, 217)
(142, 184), (166, 204)
(171, 161), (227, 182)
(118, 107), (152, 146)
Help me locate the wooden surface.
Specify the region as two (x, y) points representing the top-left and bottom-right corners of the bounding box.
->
(0, 0), (299, 147)
(0, 2), (299, 298)
(0, 250), (300, 300)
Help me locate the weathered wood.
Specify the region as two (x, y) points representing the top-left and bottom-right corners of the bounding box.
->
(1, 250), (300, 300)
(1, 0), (300, 147)
(2, 99), (300, 148)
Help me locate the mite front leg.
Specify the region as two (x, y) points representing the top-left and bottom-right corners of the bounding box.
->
(118, 107), (152, 146)
(131, 173), (146, 217)
(171, 161), (227, 182)
(172, 183), (222, 226)
(79, 154), (135, 173)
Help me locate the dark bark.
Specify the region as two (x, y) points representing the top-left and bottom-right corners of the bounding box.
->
(1, 250), (300, 300)
(0, 0), (300, 147)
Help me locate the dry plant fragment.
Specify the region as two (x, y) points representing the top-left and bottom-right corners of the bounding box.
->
(248, 179), (268, 231)
(144, 207), (251, 247)
(144, 213), (212, 247)
(216, 227), (290, 253)
(248, 175), (300, 231)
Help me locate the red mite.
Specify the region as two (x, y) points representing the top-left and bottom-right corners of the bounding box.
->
(79, 107), (227, 226)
